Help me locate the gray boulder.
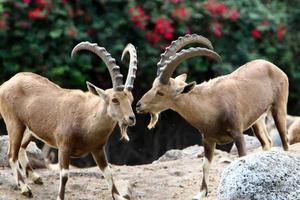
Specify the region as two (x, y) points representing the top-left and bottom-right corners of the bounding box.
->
(231, 135), (261, 153)
(153, 145), (204, 163)
(153, 145), (231, 163)
(0, 135), (46, 168)
(218, 151), (300, 200)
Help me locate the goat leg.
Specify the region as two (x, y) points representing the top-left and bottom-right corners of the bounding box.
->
(192, 138), (216, 200)
(92, 148), (129, 200)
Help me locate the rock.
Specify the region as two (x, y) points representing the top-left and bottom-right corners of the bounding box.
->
(0, 135), (46, 168)
(181, 145), (204, 156)
(217, 151), (300, 200)
(0, 136), (9, 167)
(0, 196), (14, 200)
(269, 129), (283, 146)
(231, 135), (261, 153)
(153, 145), (230, 163)
(153, 145), (204, 163)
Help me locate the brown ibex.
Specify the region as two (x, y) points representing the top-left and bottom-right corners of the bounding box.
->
(267, 114), (300, 145)
(0, 42), (137, 200)
(136, 34), (289, 200)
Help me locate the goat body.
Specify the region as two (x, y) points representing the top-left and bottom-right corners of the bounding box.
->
(174, 59), (288, 146)
(0, 72), (114, 155)
(136, 34), (289, 200)
(2, 42), (137, 200)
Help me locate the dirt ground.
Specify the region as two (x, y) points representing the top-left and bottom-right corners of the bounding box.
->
(1, 143), (299, 200)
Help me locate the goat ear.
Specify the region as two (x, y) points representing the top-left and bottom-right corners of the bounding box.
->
(182, 81), (196, 93)
(174, 81), (196, 96)
(175, 74), (187, 82)
(87, 81), (98, 95)
(86, 81), (108, 101)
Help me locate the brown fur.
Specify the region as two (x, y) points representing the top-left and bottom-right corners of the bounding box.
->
(267, 114), (300, 145)
(288, 118), (300, 144)
(1, 72), (134, 200)
(137, 59), (289, 199)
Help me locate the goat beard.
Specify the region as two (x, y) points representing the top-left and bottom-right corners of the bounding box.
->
(118, 122), (130, 141)
(147, 112), (160, 130)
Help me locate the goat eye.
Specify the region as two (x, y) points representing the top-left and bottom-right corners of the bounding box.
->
(156, 91), (164, 96)
(112, 98), (119, 104)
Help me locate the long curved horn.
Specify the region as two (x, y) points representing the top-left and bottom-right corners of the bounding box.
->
(157, 34), (214, 76)
(71, 42), (124, 91)
(121, 43), (137, 91)
(159, 47), (221, 84)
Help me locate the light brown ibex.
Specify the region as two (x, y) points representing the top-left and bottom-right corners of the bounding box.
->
(136, 34), (289, 200)
(0, 42), (137, 200)
(267, 114), (300, 145)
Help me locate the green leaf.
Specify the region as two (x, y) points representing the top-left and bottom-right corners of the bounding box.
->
(49, 29), (62, 39)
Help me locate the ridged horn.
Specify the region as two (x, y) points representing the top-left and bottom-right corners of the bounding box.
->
(71, 41), (124, 91)
(159, 47), (221, 84)
(121, 43), (138, 91)
(157, 34), (214, 76)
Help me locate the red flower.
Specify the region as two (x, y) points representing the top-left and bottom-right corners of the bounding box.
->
(169, 0), (181, 4)
(61, 0), (68, 5)
(3, 12), (9, 18)
(260, 20), (269, 27)
(28, 8), (45, 20)
(129, 6), (150, 30)
(277, 25), (287, 41)
(23, 0), (31, 4)
(229, 9), (239, 21)
(0, 20), (6, 29)
(172, 7), (188, 20)
(164, 32), (173, 40)
(251, 29), (261, 39)
(204, 0), (228, 16)
(154, 17), (174, 40)
(212, 23), (222, 37)
(35, 0), (48, 6)
(67, 27), (77, 38)
(145, 31), (160, 44)
(216, 3), (227, 14)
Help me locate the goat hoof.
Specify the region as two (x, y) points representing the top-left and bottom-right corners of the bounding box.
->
(21, 185), (33, 198)
(113, 194), (129, 200)
(33, 176), (43, 185)
(30, 172), (43, 184)
(192, 192), (206, 200)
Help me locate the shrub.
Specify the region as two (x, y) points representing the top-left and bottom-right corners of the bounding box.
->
(0, 1), (299, 100)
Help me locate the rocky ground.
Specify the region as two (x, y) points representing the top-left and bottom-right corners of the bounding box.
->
(1, 137), (299, 200)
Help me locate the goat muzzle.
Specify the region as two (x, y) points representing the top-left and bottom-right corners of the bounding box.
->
(128, 115), (136, 126)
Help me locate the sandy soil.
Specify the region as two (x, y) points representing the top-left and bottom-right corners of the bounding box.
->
(1, 143), (299, 200)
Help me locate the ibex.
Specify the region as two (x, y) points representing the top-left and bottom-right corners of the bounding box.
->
(0, 42), (137, 200)
(136, 34), (289, 200)
(267, 114), (300, 145)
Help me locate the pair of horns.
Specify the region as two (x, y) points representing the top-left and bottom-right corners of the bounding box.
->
(157, 34), (221, 84)
(71, 42), (137, 91)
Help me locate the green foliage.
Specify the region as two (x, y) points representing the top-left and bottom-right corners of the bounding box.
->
(0, 0), (299, 105)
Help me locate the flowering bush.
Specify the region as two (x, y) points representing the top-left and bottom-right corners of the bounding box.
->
(0, 0), (299, 108)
